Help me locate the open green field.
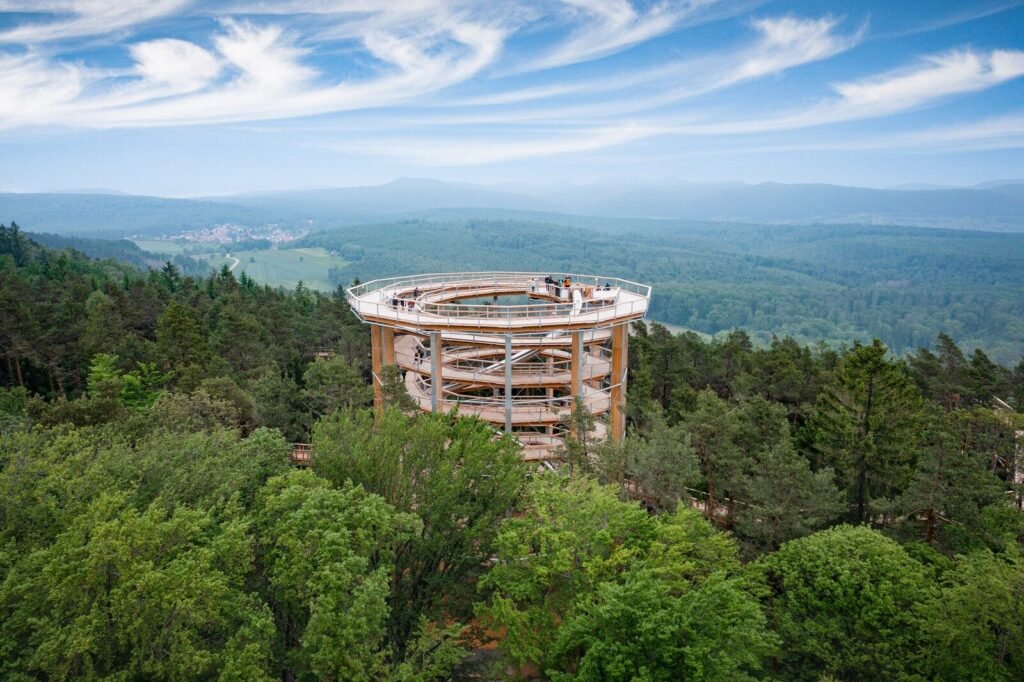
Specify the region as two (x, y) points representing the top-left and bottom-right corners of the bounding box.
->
(132, 239), (190, 256)
(230, 247), (348, 291)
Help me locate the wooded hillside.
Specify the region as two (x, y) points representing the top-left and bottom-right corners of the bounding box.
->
(1, 223), (1022, 680)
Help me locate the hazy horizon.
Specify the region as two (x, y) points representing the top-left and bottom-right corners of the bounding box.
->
(3, 175), (1024, 201)
(0, 1), (1022, 195)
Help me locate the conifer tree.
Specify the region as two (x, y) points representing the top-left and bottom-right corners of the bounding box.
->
(809, 340), (927, 524)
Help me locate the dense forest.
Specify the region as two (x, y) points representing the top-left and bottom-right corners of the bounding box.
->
(2, 222), (1023, 681)
(297, 217), (1024, 364)
(29, 229), (210, 276)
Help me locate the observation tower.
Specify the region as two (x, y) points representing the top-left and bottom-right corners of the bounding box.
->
(346, 272), (651, 461)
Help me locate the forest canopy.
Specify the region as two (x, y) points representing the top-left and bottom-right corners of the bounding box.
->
(1, 223), (1023, 681)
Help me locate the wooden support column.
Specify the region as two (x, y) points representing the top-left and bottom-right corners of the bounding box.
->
(546, 353), (555, 436)
(370, 324), (383, 412)
(430, 331), (442, 412)
(570, 331), (583, 400)
(610, 322), (629, 442)
(504, 333), (513, 433)
(381, 327), (395, 366)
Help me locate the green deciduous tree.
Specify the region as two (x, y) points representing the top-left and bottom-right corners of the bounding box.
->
(302, 355), (372, 416)
(917, 547), (1024, 681)
(753, 525), (933, 681)
(253, 470), (420, 680)
(0, 494), (276, 681)
(479, 474), (775, 679)
(312, 408), (526, 664)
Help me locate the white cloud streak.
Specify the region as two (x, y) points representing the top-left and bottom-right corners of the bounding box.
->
(0, 1), (1020, 168)
(0, 0), (191, 43)
(433, 14), (858, 121)
(514, 0), (702, 72)
(0, 8), (507, 127)
(671, 47), (1024, 135)
(327, 122), (663, 165)
(131, 38), (221, 92)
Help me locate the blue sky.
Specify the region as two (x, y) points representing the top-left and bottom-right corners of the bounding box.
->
(0, 0), (1022, 195)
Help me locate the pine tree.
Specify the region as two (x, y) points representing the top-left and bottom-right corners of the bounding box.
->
(810, 340), (927, 525)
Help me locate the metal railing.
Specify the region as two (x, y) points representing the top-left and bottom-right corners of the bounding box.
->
(407, 374), (615, 414)
(347, 272), (651, 328)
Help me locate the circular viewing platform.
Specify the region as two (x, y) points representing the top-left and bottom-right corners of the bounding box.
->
(346, 272), (651, 461)
(346, 272), (651, 333)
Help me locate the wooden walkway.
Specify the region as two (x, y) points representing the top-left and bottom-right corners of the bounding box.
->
(393, 334), (610, 388)
(290, 443), (312, 466)
(347, 272), (650, 333)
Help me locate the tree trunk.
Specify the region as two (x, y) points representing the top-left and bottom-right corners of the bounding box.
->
(856, 458), (867, 524)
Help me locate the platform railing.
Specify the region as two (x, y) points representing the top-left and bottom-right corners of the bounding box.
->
(347, 272), (650, 328)
(408, 374), (616, 413)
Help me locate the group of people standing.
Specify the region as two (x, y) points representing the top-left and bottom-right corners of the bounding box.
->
(544, 274), (573, 288)
(543, 274), (573, 298)
(390, 286), (421, 311)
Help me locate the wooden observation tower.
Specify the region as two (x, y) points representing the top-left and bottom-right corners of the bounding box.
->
(346, 272), (652, 461)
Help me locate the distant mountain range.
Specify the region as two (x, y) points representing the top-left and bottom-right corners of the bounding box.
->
(2, 177), (1023, 236)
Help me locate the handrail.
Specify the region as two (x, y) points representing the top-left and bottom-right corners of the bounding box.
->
(346, 272), (651, 327)
(408, 374), (617, 410)
(350, 271), (651, 297)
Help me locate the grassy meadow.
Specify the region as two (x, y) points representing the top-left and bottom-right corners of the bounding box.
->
(229, 247), (348, 291)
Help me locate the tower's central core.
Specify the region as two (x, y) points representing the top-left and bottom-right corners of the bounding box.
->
(346, 272), (651, 460)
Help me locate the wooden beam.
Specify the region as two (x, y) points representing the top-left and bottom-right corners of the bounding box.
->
(610, 322), (628, 442)
(382, 327), (396, 366)
(370, 324), (383, 412)
(570, 331), (583, 400)
(504, 333), (513, 433)
(430, 331), (442, 412)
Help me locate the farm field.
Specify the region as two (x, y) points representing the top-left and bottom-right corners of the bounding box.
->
(229, 247), (348, 291)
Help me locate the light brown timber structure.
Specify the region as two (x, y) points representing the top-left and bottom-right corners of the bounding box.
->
(346, 272), (651, 461)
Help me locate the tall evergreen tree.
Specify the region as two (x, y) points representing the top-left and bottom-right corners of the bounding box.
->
(809, 340), (927, 524)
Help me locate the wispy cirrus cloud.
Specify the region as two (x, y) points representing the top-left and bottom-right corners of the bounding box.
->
(0, 0), (191, 43)
(0, 8), (507, 128)
(430, 14), (860, 121)
(833, 48), (1024, 116)
(326, 121), (663, 165)
(513, 0), (714, 72)
(676, 47), (1024, 135)
(0, 0), (1021, 173)
(329, 45), (1024, 166)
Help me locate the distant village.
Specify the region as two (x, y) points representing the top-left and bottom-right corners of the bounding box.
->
(130, 222), (308, 245)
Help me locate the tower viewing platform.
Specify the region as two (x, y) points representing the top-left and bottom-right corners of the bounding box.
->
(346, 272), (652, 460)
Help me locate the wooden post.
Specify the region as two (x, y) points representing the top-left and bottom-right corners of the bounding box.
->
(382, 327), (395, 366)
(570, 331), (583, 400)
(430, 331), (442, 412)
(370, 324), (383, 412)
(610, 322), (628, 442)
(504, 333), (513, 433)
(546, 353), (554, 436)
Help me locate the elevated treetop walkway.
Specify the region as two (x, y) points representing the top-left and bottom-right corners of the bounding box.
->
(346, 272), (651, 460)
(346, 272), (651, 334)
